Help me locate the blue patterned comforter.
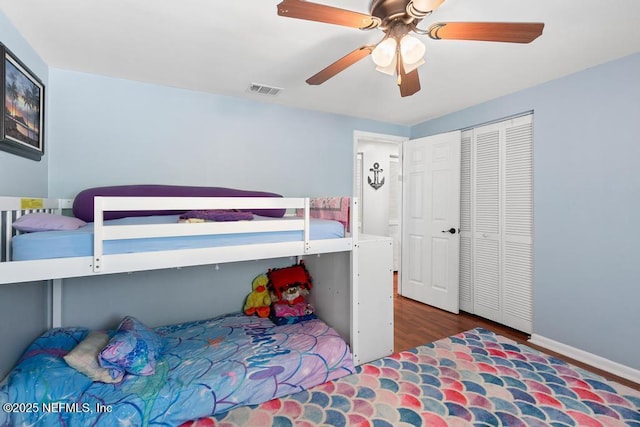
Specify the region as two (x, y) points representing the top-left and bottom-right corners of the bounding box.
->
(0, 312), (354, 426)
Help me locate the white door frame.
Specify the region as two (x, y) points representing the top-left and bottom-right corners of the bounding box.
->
(353, 131), (408, 198)
(353, 130), (407, 277)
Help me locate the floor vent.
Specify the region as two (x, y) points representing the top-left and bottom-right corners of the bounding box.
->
(248, 83), (282, 96)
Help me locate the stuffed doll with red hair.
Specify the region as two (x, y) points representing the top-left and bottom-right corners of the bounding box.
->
(267, 261), (316, 325)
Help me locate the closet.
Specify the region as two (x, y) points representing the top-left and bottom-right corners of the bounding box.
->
(460, 114), (533, 333)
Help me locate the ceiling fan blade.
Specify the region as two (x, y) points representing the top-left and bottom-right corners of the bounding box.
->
(428, 22), (544, 43)
(277, 0), (379, 29)
(307, 46), (374, 85)
(398, 58), (421, 97)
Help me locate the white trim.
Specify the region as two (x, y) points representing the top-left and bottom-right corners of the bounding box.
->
(352, 130), (408, 199)
(353, 130), (407, 286)
(529, 334), (640, 384)
(353, 130), (407, 144)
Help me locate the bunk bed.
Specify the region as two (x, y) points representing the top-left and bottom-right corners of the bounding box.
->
(0, 185), (393, 426)
(0, 185), (355, 286)
(0, 186), (359, 329)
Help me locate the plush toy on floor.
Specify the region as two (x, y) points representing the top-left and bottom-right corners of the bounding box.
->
(243, 274), (271, 318)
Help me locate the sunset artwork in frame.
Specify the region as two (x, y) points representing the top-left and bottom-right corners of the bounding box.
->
(0, 43), (44, 161)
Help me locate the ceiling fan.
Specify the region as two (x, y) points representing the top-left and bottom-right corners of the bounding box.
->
(276, 0), (544, 97)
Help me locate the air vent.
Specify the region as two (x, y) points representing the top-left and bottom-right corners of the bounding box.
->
(248, 83), (282, 96)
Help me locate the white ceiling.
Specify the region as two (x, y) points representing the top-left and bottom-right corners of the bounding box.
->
(2, 0), (640, 126)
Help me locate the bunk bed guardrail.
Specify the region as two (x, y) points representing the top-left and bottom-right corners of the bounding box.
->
(0, 195), (356, 285)
(0, 197), (73, 263)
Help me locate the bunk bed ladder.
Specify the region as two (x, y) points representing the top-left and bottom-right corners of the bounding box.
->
(349, 197), (360, 363)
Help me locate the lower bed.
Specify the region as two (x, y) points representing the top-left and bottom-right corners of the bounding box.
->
(188, 328), (640, 427)
(0, 312), (354, 426)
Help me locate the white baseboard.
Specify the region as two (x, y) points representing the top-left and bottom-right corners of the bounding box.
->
(528, 334), (640, 385)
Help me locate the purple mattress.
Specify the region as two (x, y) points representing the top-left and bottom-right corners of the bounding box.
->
(72, 185), (286, 222)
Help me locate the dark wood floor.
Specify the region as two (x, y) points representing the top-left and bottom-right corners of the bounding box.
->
(393, 276), (640, 392)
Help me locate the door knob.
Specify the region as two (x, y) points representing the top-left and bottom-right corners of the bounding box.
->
(442, 228), (457, 234)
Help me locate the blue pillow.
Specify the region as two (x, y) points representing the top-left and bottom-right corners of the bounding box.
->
(99, 316), (164, 377)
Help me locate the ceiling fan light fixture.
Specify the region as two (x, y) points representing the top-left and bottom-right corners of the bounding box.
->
(371, 37), (397, 67)
(402, 57), (425, 73)
(400, 34), (426, 65)
(408, 0), (445, 16)
(375, 54), (397, 75)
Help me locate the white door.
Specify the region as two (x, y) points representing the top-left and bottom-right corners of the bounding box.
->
(401, 131), (461, 313)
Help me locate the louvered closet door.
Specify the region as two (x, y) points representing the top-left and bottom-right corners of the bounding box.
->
(473, 124), (502, 324)
(502, 116), (533, 333)
(356, 153), (363, 233)
(461, 114), (533, 333)
(459, 131), (473, 313)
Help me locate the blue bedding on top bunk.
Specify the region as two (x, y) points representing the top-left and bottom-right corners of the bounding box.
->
(12, 214), (345, 261)
(0, 312), (354, 427)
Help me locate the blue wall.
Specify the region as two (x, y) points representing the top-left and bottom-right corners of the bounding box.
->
(412, 52), (640, 370)
(47, 69), (409, 199)
(0, 10), (51, 380)
(0, 11), (48, 196)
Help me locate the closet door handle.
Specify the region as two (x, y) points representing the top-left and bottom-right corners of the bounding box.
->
(441, 228), (457, 234)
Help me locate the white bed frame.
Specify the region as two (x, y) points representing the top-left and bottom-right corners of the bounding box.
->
(0, 195), (385, 365)
(1, 196), (354, 281)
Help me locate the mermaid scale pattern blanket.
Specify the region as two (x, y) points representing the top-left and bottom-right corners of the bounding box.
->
(184, 328), (640, 427)
(0, 313), (354, 426)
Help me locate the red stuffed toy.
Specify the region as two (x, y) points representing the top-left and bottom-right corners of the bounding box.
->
(267, 261), (312, 304)
(267, 261), (315, 323)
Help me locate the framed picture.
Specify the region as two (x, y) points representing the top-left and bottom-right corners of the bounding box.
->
(0, 43), (45, 161)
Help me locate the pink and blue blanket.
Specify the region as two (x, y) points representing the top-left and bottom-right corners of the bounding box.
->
(0, 312), (354, 426)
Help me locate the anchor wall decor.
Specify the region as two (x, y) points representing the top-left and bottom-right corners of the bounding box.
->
(368, 162), (385, 190)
